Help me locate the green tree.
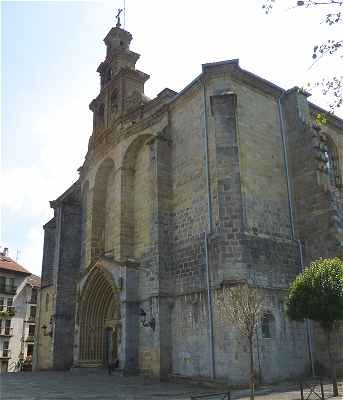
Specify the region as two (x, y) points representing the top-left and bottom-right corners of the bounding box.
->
(287, 257), (343, 396)
(262, 0), (343, 112)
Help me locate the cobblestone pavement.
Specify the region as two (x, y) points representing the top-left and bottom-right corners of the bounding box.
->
(0, 370), (342, 400)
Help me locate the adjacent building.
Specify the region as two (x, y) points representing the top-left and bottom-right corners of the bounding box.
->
(36, 17), (343, 384)
(0, 248), (40, 372)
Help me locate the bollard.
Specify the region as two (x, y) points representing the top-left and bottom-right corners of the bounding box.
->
(320, 380), (324, 400)
(300, 382), (304, 400)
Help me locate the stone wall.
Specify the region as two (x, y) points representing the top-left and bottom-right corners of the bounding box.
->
(35, 285), (55, 370)
(41, 218), (56, 288)
(53, 195), (81, 370)
(43, 51), (343, 384)
(35, 216), (57, 370)
(282, 89), (343, 375)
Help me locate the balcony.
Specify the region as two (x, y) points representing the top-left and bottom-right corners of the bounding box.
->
(0, 307), (16, 319)
(0, 285), (17, 295)
(0, 327), (13, 336)
(0, 349), (11, 359)
(25, 335), (35, 342)
(26, 315), (36, 323)
(7, 306), (15, 316)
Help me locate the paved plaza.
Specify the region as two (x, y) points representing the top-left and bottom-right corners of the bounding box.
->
(0, 370), (342, 400)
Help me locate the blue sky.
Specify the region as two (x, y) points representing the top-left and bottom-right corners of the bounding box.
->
(1, 0), (342, 275)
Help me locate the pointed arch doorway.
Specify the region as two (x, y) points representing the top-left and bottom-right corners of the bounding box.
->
(79, 265), (121, 367)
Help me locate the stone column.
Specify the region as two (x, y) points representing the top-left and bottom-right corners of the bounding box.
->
(151, 130), (173, 379)
(121, 267), (139, 375)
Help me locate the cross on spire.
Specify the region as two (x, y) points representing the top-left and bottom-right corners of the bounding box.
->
(116, 8), (123, 28)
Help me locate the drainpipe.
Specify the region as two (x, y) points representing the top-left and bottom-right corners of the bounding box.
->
(201, 75), (216, 380)
(277, 93), (315, 378)
(277, 94), (296, 240)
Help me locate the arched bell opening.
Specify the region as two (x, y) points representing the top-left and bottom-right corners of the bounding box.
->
(79, 267), (120, 367)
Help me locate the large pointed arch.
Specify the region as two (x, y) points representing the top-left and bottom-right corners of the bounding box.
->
(79, 264), (120, 366)
(120, 134), (155, 259)
(91, 158), (115, 261)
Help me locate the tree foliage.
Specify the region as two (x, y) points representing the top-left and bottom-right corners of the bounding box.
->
(286, 257), (343, 396)
(286, 257), (343, 328)
(262, 0), (343, 111)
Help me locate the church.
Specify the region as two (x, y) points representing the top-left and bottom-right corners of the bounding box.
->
(35, 15), (343, 384)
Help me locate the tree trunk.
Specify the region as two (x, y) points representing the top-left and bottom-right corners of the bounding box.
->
(248, 334), (255, 400)
(326, 328), (338, 397)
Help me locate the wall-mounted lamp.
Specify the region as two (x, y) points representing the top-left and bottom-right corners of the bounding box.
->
(139, 308), (155, 331)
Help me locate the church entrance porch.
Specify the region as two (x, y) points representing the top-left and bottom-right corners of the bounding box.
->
(78, 263), (121, 368)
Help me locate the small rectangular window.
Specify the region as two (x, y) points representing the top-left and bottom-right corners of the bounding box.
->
(5, 320), (11, 335)
(31, 288), (38, 303)
(28, 324), (35, 336)
(27, 344), (34, 356)
(29, 306), (36, 319)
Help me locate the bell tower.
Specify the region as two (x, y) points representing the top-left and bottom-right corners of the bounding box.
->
(89, 13), (150, 136)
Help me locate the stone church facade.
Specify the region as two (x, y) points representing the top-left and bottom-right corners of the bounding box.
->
(35, 19), (343, 384)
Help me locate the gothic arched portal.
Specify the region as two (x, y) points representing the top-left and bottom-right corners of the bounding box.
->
(79, 266), (120, 366)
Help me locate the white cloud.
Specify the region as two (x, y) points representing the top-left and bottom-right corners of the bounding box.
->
(1, 94), (92, 275)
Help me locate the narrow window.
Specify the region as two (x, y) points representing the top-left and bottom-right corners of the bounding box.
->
(27, 344), (34, 357)
(106, 67), (112, 82)
(3, 340), (9, 357)
(29, 306), (36, 321)
(28, 324), (35, 337)
(0, 298), (4, 311)
(324, 136), (341, 189)
(261, 312), (275, 339)
(45, 293), (50, 312)
(110, 89), (118, 114)
(5, 320), (11, 335)
(6, 298), (13, 315)
(97, 104), (105, 127)
(31, 288), (38, 303)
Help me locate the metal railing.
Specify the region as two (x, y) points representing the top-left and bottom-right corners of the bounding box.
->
(0, 285), (17, 295)
(300, 379), (325, 400)
(25, 335), (35, 342)
(1, 349), (11, 358)
(7, 306), (15, 316)
(0, 307), (16, 318)
(7, 359), (24, 372)
(190, 392), (231, 400)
